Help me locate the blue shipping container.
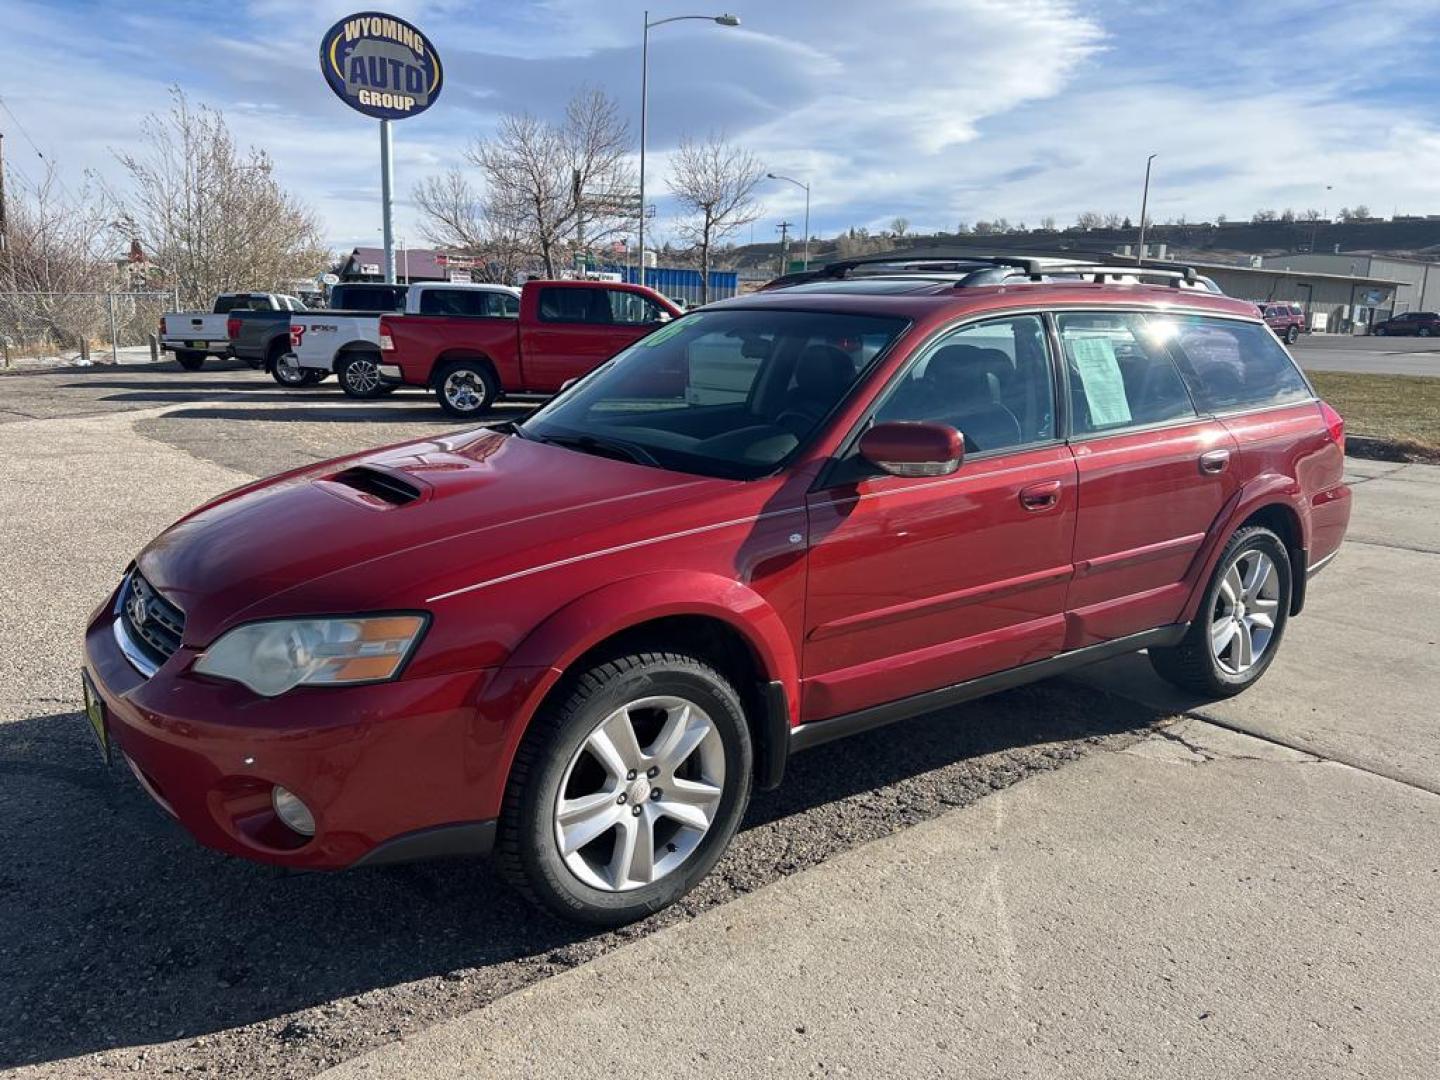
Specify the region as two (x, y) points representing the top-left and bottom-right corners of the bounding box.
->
(601, 265), (739, 308)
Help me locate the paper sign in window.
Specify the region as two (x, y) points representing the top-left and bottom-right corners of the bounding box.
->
(1069, 335), (1132, 427)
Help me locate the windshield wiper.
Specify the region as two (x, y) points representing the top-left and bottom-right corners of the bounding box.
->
(532, 432), (660, 468)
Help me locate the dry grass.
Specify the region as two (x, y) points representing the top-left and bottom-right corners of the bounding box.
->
(1308, 372), (1440, 457)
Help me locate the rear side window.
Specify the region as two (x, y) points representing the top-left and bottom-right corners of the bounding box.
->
(1054, 312), (1196, 435)
(538, 287), (606, 323)
(1160, 316), (1312, 412)
(420, 289), (513, 317)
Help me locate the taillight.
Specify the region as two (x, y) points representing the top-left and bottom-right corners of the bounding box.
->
(160, 317), (168, 335)
(378, 317), (395, 352)
(1319, 400), (1344, 455)
(226, 317), (241, 339)
(290, 323), (305, 349)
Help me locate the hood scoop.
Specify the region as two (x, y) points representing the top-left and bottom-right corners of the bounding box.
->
(320, 465), (426, 509)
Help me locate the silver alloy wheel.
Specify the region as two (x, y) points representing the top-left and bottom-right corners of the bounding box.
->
(344, 357), (381, 394)
(443, 369), (485, 412)
(554, 695), (725, 892)
(1211, 549), (1282, 675)
(275, 352), (305, 385)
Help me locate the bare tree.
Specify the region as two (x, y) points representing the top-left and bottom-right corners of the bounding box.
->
(461, 87), (634, 278)
(109, 88), (327, 308)
(1075, 211), (1104, 230)
(1252, 209), (1279, 223)
(889, 216), (909, 238)
(666, 132), (763, 303)
(0, 162), (115, 356)
(1102, 212), (1123, 229)
(1300, 208), (1322, 222)
(1038, 216), (1057, 231)
(412, 169), (528, 283)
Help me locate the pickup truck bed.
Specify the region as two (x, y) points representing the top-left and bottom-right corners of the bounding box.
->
(160, 293), (306, 371)
(228, 309), (327, 386)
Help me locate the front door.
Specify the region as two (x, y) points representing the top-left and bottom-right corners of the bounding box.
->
(1055, 309), (1240, 646)
(525, 286), (669, 392)
(800, 314), (1078, 723)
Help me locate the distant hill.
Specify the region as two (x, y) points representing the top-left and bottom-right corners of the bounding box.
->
(726, 219), (1440, 273)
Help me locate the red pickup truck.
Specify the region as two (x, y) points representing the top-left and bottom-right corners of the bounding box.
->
(378, 280), (683, 417)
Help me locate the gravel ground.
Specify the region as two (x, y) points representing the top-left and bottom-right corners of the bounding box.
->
(1, 361), (1174, 1078)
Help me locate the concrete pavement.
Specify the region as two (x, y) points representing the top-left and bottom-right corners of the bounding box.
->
(325, 462), (1440, 1079)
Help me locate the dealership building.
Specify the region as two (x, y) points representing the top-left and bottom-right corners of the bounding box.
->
(1259, 253), (1440, 317)
(1189, 260), (1403, 334)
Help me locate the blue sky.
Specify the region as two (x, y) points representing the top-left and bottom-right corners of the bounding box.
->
(3, 0), (1439, 251)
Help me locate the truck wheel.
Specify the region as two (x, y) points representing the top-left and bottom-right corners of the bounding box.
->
(495, 650), (753, 927)
(1285, 325), (1300, 344)
(435, 360), (498, 418)
(1149, 526), (1291, 698)
(269, 351), (311, 388)
(337, 351), (387, 399)
(174, 351), (205, 371)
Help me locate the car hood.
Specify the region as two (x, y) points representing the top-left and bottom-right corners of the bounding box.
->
(136, 428), (721, 645)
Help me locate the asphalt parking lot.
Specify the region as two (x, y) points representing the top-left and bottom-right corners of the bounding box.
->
(2, 356), (1437, 1078)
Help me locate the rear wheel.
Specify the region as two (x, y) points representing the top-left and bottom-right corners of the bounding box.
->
(337, 351), (386, 399)
(1285, 325), (1300, 344)
(1150, 525), (1291, 697)
(270, 350), (312, 388)
(174, 350), (205, 371)
(1373, 326), (1387, 337)
(495, 650), (753, 926)
(1420, 327), (1432, 338)
(434, 360), (498, 418)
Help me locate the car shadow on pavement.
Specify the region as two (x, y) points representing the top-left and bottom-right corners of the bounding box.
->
(0, 679), (1167, 1069)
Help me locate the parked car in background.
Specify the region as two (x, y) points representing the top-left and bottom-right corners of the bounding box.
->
(378, 279), (681, 417)
(1257, 302), (1305, 343)
(1370, 310), (1440, 337)
(83, 255), (1350, 926)
(228, 309), (327, 386)
(160, 293), (307, 370)
(288, 282), (521, 398)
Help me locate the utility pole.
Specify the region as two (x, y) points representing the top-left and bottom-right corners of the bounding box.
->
(777, 220), (793, 275)
(1136, 153), (1156, 264)
(573, 168), (585, 276)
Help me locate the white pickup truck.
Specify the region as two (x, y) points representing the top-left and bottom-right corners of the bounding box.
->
(160, 293), (308, 370)
(286, 281), (519, 398)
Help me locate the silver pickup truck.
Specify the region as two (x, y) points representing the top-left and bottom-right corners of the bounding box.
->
(160, 293), (307, 370)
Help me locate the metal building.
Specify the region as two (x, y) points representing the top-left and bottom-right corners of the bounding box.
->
(1189, 260), (1403, 334)
(1259, 253), (1440, 315)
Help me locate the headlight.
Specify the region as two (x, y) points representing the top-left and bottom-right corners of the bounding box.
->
(194, 615), (427, 697)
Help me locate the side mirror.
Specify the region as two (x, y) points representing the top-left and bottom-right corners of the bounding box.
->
(560, 377), (580, 391)
(858, 421), (964, 477)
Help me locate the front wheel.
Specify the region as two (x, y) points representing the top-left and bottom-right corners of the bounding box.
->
(337, 351), (387, 399)
(495, 651), (754, 926)
(1150, 525), (1291, 697)
(1373, 326), (1387, 337)
(174, 351), (205, 371)
(1419, 327), (1432, 338)
(434, 360), (498, 418)
(1285, 325), (1300, 344)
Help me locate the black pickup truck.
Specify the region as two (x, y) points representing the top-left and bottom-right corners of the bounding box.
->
(229, 283), (411, 387)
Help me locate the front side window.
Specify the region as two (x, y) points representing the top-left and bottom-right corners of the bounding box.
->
(522, 309), (908, 478)
(1158, 315), (1312, 412)
(874, 315), (1056, 454)
(1055, 312), (1197, 435)
(607, 289), (665, 325)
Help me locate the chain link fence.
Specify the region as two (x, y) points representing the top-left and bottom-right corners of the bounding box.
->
(0, 291), (178, 368)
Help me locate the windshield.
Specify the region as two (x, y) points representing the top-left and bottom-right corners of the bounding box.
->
(520, 309), (909, 479)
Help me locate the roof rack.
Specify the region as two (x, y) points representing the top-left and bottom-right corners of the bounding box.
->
(759, 248), (1204, 291)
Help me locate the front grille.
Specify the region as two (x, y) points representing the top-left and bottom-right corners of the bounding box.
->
(118, 572), (186, 670)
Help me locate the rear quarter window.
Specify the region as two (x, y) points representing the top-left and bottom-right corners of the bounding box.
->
(1162, 316), (1311, 413)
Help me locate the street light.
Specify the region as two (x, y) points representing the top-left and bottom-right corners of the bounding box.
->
(638, 11), (740, 286)
(767, 172), (810, 270)
(1136, 153), (1156, 264)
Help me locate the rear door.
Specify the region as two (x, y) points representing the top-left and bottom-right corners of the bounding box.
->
(1058, 309), (1240, 647)
(523, 286), (670, 392)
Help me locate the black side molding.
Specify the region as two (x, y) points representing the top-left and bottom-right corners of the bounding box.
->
(754, 680), (790, 791)
(351, 819), (496, 868)
(788, 624), (1188, 754)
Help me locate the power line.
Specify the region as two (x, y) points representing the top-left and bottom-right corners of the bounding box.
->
(0, 94), (80, 201)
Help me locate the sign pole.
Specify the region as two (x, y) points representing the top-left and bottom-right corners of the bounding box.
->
(380, 119), (396, 283)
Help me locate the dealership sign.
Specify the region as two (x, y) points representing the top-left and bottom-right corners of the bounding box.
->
(319, 12), (443, 120)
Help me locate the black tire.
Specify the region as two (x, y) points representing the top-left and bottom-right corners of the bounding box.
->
(336, 350), (387, 399)
(1372, 326), (1387, 337)
(1149, 525), (1292, 698)
(433, 359), (498, 418)
(1419, 327), (1432, 338)
(174, 350), (205, 371)
(1285, 325), (1300, 344)
(268, 348), (311, 388)
(495, 650), (754, 927)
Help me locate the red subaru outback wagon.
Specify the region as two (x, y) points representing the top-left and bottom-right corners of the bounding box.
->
(82, 255), (1350, 925)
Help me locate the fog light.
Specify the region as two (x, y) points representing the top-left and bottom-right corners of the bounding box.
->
(272, 786), (315, 837)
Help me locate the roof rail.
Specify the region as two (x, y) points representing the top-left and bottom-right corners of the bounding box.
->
(759, 250), (1206, 292)
(759, 252), (1068, 290)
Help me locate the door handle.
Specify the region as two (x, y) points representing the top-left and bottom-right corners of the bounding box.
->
(1199, 448), (1232, 475)
(1019, 480), (1063, 511)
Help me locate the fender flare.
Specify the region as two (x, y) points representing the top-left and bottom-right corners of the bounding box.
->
(1180, 474), (1308, 623)
(475, 570), (801, 792)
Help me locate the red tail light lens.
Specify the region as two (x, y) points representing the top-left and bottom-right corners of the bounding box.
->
(1319, 400), (1344, 455)
(378, 317), (395, 352)
(226, 317), (241, 340)
(160, 317), (168, 335)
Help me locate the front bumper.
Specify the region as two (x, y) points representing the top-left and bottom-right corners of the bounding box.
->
(83, 601), (501, 870)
